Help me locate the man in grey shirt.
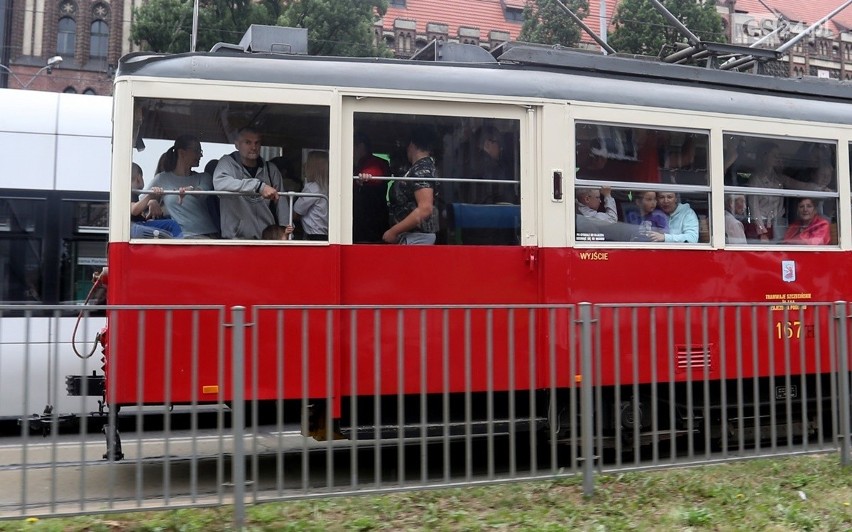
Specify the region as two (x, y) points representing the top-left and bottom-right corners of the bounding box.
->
(213, 127), (289, 239)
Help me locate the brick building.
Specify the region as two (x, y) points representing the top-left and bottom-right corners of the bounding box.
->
(2, 0), (143, 93)
(3, 0), (852, 95)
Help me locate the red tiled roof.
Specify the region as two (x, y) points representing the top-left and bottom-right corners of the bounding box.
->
(381, 0), (852, 51)
(733, 0), (852, 35)
(383, 0), (522, 41)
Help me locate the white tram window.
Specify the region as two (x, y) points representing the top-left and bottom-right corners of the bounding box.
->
(352, 112), (521, 245)
(575, 122), (710, 244)
(0, 198), (45, 302)
(723, 134), (837, 246)
(131, 97), (330, 241)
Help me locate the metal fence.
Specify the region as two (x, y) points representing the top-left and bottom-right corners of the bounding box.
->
(0, 301), (849, 528)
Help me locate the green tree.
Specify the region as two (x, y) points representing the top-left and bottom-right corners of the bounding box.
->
(131, 0), (277, 53)
(278, 0), (389, 57)
(519, 0), (589, 47)
(609, 0), (725, 58)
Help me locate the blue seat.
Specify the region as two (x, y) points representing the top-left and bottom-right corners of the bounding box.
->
(448, 203), (520, 245)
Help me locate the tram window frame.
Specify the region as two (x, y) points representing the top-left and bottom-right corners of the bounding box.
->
(130, 96), (331, 242)
(0, 190), (108, 308)
(722, 134), (838, 247)
(351, 110), (522, 246)
(573, 121), (711, 246)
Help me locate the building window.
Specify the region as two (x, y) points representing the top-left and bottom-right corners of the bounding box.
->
(505, 7), (523, 22)
(83, 88), (96, 95)
(63, 86), (77, 93)
(90, 20), (109, 59)
(57, 16), (76, 56)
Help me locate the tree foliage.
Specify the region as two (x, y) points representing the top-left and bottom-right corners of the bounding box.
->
(278, 0), (389, 57)
(131, 0), (388, 57)
(519, 0), (589, 48)
(609, 0), (725, 58)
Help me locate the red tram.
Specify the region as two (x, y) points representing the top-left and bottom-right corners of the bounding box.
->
(86, 31), (852, 456)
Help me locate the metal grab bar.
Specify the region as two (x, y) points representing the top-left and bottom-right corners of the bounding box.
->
(351, 175), (519, 185)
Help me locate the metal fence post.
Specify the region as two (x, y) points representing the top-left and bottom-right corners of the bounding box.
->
(836, 301), (850, 466)
(579, 302), (595, 496)
(231, 306), (246, 529)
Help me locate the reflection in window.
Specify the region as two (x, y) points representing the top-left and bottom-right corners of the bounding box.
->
(576, 123), (708, 185)
(0, 198), (45, 302)
(0, 198), (42, 233)
(353, 112), (521, 245)
(723, 134), (837, 245)
(75, 201), (109, 233)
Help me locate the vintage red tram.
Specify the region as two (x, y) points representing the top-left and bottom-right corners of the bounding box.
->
(85, 32), (852, 457)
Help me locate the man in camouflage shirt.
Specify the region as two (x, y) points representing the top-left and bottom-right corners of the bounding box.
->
(383, 126), (440, 244)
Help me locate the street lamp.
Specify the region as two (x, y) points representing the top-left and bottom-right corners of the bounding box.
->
(0, 56), (63, 89)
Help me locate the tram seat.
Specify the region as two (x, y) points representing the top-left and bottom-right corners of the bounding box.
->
(448, 203), (520, 245)
(831, 222), (838, 245)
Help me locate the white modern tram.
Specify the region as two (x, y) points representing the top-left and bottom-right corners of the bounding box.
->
(0, 88), (111, 426)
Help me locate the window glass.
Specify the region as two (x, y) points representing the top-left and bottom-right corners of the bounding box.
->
(574, 122), (710, 244)
(60, 239), (106, 302)
(90, 20), (108, 59)
(353, 112), (521, 245)
(723, 134), (837, 246)
(75, 201), (109, 233)
(132, 98), (330, 241)
(56, 200), (108, 302)
(57, 17), (76, 56)
(0, 198), (45, 302)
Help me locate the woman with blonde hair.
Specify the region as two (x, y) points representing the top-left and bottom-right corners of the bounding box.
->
(293, 150), (329, 240)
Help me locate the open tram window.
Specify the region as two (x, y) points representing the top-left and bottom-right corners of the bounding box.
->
(131, 97), (330, 241)
(574, 122), (710, 244)
(723, 134), (837, 246)
(352, 111), (521, 245)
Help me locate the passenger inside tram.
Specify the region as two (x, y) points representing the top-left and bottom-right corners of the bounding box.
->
(783, 197), (831, 245)
(293, 150), (329, 241)
(144, 135), (219, 239)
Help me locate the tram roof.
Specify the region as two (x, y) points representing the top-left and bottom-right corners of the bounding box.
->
(116, 42), (852, 126)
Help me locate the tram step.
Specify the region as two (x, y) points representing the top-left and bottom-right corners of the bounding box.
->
(341, 417), (548, 440)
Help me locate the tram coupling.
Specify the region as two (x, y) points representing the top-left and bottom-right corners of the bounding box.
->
(65, 371), (106, 396)
(19, 405), (81, 437)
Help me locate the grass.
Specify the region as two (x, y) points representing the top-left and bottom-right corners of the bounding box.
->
(4, 453), (852, 531)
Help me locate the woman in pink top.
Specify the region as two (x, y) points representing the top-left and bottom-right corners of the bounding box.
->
(783, 197), (830, 245)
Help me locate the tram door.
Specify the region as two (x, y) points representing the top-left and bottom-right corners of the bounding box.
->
(336, 96), (539, 417)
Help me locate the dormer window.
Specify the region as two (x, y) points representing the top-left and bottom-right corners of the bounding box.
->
(505, 7), (523, 22)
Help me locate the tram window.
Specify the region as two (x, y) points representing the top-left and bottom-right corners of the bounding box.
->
(60, 240), (107, 302)
(723, 134), (837, 246)
(0, 198), (46, 302)
(575, 122), (710, 244)
(576, 123), (707, 185)
(132, 97), (330, 241)
(74, 201), (109, 233)
(352, 112), (521, 245)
